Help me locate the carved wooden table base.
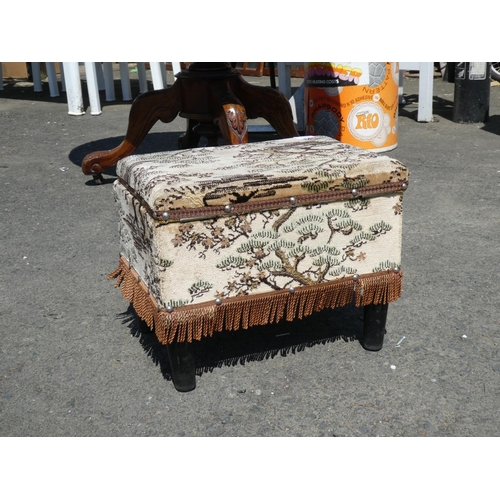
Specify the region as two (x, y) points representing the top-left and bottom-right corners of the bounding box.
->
(82, 63), (299, 177)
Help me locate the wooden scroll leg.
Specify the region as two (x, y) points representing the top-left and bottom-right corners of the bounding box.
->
(81, 83), (183, 176)
(362, 303), (389, 351)
(209, 80), (249, 145)
(166, 341), (196, 392)
(236, 78), (299, 138)
(219, 103), (249, 145)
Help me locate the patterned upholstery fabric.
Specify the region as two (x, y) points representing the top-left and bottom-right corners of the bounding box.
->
(110, 136), (408, 343)
(117, 136), (407, 212)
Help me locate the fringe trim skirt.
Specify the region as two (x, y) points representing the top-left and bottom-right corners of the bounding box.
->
(108, 255), (403, 344)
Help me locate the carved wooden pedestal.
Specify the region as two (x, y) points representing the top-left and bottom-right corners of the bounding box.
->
(82, 62), (299, 178)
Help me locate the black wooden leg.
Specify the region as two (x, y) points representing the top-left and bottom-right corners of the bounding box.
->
(166, 341), (196, 392)
(362, 303), (388, 351)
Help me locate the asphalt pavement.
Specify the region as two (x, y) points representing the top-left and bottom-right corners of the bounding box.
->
(1, 67), (499, 437)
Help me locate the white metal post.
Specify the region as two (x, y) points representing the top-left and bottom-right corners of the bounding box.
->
(172, 62), (181, 81)
(32, 62), (43, 92)
(119, 62), (132, 101)
(62, 62), (85, 115)
(84, 62), (102, 115)
(399, 62), (434, 122)
(277, 62), (299, 99)
(161, 63), (167, 88)
(95, 63), (105, 90)
(417, 63), (434, 122)
(46, 62), (59, 97)
(60, 63), (66, 92)
(103, 62), (116, 102)
(150, 62), (165, 90)
(137, 63), (148, 93)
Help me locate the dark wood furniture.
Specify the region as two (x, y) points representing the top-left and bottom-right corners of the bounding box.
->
(82, 62), (299, 180)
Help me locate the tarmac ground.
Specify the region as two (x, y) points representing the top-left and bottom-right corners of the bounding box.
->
(1, 66), (499, 438)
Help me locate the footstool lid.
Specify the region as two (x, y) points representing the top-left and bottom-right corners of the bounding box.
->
(116, 136), (408, 220)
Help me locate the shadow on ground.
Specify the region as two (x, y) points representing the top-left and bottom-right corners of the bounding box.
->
(480, 114), (500, 136)
(400, 92), (500, 135)
(70, 129), (284, 186)
(69, 132), (184, 169)
(70, 132), (185, 186)
(118, 303), (364, 382)
(399, 93), (454, 122)
(0, 79), (149, 110)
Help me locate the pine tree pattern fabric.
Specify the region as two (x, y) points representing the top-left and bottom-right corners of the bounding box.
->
(110, 136), (408, 343)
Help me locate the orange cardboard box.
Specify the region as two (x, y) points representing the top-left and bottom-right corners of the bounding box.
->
(2, 62), (28, 79)
(1, 62), (61, 79)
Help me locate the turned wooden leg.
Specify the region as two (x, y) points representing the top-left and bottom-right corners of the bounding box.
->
(166, 341), (196, 392)
(82, 82), (183, 176)
(362, 303), (388, 351)
(236, 77), (299, 139)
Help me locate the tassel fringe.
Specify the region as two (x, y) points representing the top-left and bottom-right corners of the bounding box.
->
(108, 255), (403, 345)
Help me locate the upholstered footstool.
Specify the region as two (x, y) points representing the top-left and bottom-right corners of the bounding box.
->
(108, 136), (409, 391)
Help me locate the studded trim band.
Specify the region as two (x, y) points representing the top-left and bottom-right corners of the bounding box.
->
(117, 177), (408, 224)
